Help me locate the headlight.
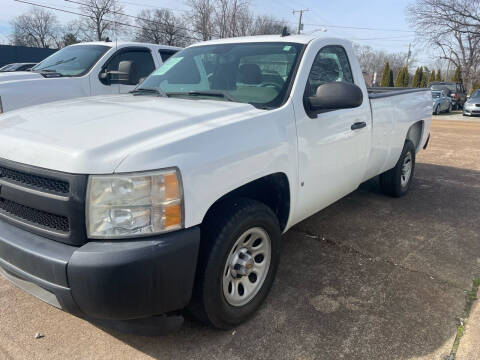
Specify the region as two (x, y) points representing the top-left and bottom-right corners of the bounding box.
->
(86, 169), (183, 238)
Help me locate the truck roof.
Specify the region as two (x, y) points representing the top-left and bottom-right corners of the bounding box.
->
(68, 41), (182, 51)
(190, 34), (349, 47)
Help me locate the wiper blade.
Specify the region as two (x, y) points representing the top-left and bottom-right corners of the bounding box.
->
(35, 69), (63, 77)
(167, 90), (238, 102)
(130, 88), (168, 97)
(34, 57), (76, 71)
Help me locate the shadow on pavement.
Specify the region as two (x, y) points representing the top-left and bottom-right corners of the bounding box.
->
(101, 162), (480, 360)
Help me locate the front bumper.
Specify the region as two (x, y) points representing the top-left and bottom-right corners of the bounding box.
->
(0, 219), (200, 321)
(463, 108), (480, 116)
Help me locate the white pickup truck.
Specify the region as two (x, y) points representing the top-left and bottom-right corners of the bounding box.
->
(0, 34), (431, 332)
(0, 41), (181, 113)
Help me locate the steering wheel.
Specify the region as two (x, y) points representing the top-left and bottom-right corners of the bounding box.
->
(260, 82), (282, 92)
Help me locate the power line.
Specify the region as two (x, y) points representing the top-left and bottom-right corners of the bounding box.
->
(64, 0), (206, 38)
(13, 0), (202, 42)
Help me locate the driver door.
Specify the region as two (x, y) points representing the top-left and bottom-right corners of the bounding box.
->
(293, 44), (372, 222)
(92, 47), (156, 95)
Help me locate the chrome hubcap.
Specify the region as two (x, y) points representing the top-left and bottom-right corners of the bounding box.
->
(222, 227), (271, 307)
(401, 152), (412, 187)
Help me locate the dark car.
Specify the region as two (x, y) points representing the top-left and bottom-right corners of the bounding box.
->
(0, 62), (37, 72)
(428, 82), (467, 110)
(463, 90), (480, 116)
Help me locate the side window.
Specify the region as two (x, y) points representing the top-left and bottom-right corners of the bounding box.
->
(305, 45), (354, 97)
(159, 49), (178, 62)
(104, 49), (155, 85)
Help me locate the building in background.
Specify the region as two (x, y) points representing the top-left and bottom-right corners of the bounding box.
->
(0, 45), (57, 68)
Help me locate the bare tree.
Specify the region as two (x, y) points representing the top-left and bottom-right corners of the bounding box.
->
(10, 7), (60, 48)
(251, 15), (290, 35)
(407, 0), (480, 91)
(213, 0), (252, 38)
(135, 9), (190, 47)
(187, 0), (216, 40)
(77, 0), (128, 41)
(354, 44), (413, 86)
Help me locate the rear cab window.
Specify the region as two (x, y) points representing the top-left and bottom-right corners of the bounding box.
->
(159, 49), (179, 62)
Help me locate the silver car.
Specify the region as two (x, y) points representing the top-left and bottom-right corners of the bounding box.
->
(432, 90), (452, 115)
(463, 90), (480, 116)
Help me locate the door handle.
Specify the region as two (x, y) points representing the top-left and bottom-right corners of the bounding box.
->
(351, 121), (367, 130)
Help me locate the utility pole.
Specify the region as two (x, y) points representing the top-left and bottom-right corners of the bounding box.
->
(293, 9), (309, 34)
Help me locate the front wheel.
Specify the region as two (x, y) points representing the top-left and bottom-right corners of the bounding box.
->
(434, 106), (440, 115)
(447, 103), (452, 113)
(380, 140), (416, 197)
(189, 198), (281, 329)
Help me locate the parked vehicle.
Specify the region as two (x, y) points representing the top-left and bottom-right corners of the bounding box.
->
(463, 89), (480, 116)
(0, 34), (431, 331)
(0, 62), (37, 72)
(431, 89), (452, 114)
(0, 41), (181, 113)
(428, 81), (466, 110)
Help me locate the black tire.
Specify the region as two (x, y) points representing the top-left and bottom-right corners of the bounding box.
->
(189, 198), (281, 329)
(447, 103), (452, 113)
(434, 105), (440, 115)
(379, 140), (416, 197)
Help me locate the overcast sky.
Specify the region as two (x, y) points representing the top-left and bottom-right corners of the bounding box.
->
(0, 0), (435, 63)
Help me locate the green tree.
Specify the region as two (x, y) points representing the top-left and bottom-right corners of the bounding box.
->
(412, 66), (424, 88)
(403, 67), (410, 87)
(389, 69), (394, 87)
(380, 62), (392, 87)
(395, 66), (410, 87)
(451, 67), (463, 83)
(471, 82), (480, 95)
(428, 70), (436, 83)
(420, 71), (428, 87)
(435, 69), (442, 81)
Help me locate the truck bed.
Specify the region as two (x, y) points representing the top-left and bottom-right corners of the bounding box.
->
(367, 87), (430, 99)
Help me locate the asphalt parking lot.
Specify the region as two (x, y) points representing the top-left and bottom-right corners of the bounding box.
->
(1, 112), (479, 360)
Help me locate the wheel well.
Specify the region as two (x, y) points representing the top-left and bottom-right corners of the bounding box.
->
(202, 173), (290, 231)
(406, 121), (423, 152)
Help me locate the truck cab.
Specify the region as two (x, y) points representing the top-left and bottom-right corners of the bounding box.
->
(0, 41), (181, 113)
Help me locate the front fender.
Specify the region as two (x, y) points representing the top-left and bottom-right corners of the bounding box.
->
(0, 77), (89, 112)
(115, 103), (299, 229)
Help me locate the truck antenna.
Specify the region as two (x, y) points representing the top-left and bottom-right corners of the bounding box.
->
(281, 27), (290, 37)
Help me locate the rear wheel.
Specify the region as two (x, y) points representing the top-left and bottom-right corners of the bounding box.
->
(380, 140), (416, 197)
(189, 198), (281, 329)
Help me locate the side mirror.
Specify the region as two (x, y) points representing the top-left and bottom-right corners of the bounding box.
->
(99, 60), (138, 86)
(307, 82), (363, 113)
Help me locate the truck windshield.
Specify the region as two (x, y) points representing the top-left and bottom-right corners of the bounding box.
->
(32, 45), (109, 76)
(137, 42), (303, 109)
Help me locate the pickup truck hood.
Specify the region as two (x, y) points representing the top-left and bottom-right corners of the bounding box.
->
(0, 71), (43, 82)
(0, 94), (260, 174)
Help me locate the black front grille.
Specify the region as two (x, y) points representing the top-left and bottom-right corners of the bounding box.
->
(0, 199), (69, 233)
(0, 165), (69, 194)
(0, 158), (88, 245)
(475, 104), (480, 107)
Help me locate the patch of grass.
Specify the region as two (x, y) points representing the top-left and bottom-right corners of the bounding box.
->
(447, 276), (479, 359)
